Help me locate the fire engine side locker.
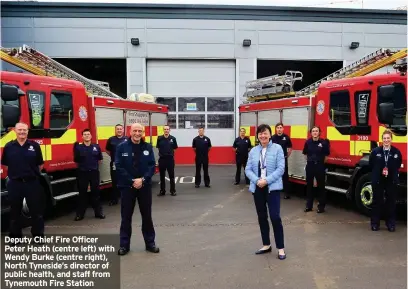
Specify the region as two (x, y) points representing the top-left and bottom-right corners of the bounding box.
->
(281, 105), (312, 181)
(94, 107), (125, 184)
(150, 111), (168, 166)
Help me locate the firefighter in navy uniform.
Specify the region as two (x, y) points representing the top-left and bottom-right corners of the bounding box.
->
(106, 124), (128, 205)
(73, 128), (105, 221)
(115, 123), (159, 256)
(233, 128), (252, 185)
(157, 125), (178, 196)
(192, 127), (212, 188)
(369, 129), (402, 232)
(302, 126), (330, 213)
(271, 122), (293, 199)
(1, 122), (45, 241)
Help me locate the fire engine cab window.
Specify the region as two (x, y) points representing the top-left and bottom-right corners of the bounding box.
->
(377, 83), (407, 126)
(27, 91), (45, 129)
(329, 90), (351, 126)
(50, 91), (74, 129)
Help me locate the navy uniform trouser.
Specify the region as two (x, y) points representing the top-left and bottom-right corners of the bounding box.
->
(7, 178), (44, 238)
(371, 180), (397, 227)
(76, 169), (102, 217)
(305, 162), (326, 210)
(253, 186), (284, 249)
(159, 156), (176, 193)
(235, 155), (249, 184)
(119, 185), (156, 249)
(195, 156), (210, 186)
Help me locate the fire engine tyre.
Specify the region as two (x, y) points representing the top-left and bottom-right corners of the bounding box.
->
(354, 173), (373, 216)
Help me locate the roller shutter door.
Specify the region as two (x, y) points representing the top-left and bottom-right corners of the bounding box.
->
(146, 59), (236, 146)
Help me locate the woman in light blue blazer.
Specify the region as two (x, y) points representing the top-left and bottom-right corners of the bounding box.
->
(245, 124), (286, 259)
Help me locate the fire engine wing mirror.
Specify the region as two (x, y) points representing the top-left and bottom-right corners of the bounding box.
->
(378, 102), (394, 125)
(2, 104), (21, 128)
(1, 84), (24, 101)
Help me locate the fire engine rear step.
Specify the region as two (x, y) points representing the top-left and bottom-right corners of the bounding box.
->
(0, 44), (121, 99)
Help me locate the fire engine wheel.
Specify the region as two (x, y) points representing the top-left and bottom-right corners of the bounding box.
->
(354, 173), (373, 216)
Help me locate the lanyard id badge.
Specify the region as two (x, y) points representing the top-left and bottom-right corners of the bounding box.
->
(383, 149), (389, 177)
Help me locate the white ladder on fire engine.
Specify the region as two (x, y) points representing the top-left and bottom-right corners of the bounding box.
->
(0, 44), (121, 99)
(244, 70), (303, 99)
(296, 48), (408, 96)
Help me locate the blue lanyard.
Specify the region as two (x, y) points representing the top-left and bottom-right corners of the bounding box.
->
(260, 150), (267, 169)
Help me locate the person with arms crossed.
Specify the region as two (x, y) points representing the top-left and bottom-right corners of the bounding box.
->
(157, 125), (178, 196)
(271, 122), (293, 199)
(73, 128), (105, 221)
(192, 127), (212, 188)
(233, 127), (252, 185)
(369, 129), (402, 232)
(115, 123), (159, 256)
(245, 124), (286, 259)
(1, 122), (45, 242)
(105, 124), (128, 205)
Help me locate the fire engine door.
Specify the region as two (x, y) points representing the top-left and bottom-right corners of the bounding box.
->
(150, 112), (168, 162)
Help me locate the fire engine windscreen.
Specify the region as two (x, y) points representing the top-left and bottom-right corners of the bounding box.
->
(257, 60), (343, 91)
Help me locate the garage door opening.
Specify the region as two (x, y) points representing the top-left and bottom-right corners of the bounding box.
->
(257, 60), (343, 91)
(55, 58), (127, 98)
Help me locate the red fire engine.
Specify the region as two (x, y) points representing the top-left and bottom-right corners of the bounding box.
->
(239, 48), (407, 216)
(0, 45), (168, 219)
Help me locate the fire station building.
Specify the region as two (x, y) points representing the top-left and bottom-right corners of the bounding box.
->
(1, 2), (407, 164)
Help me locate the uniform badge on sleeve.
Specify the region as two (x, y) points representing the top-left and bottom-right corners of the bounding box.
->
(394, 154), (398, 158)
(143, 150), (149, 156)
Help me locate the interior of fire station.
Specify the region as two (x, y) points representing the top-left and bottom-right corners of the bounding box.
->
(55, 58), (127, 98)
(257, 60), (344, 91)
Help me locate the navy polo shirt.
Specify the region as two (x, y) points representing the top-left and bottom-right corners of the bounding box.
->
(233, 136), (252, 159)
(302, 138), (330, 164)
(156, 135), (178, 158)
(271, 133), (292, 157)
(74, 143), (103, 171)
(1, 139), (44, 179)
(106, 136), (128, 164)
(192, 135), (212, 158)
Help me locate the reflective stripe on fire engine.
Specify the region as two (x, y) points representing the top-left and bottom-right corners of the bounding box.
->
(240, 126), (256, 145)
(97, 126), (116, 140)
(350, 141), (371, 156)
(0, 130), (17, 148)
(40, 144), (52, 161)
(290, 125), (308, 139)
(379, 126), (407, 143)
(50, 129), (77, 145)
(326, 126), (350, 141)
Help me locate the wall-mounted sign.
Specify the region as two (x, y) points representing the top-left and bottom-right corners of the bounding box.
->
(186, 103), (197, 111)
